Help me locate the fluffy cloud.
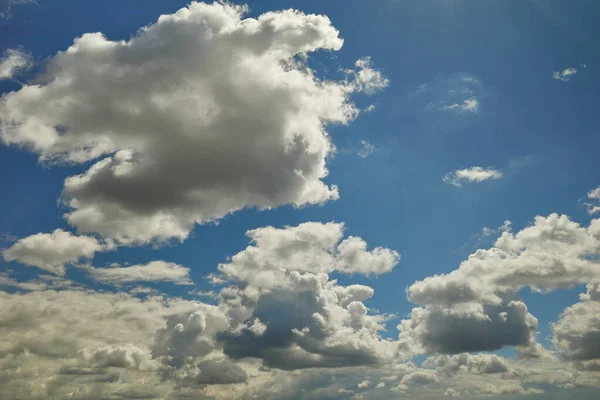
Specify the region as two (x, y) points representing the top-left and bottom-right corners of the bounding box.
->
(398, 300), (538, 356)
(216, 222), (400, 288)
(443, 166), (502, 187)
(399, 213), (600, 358)
(0, 48), (31, 79)
(0, 2), (386, 244)
(553, 282), (600, 371)
(553, 68), (577, 82)
(2, 229), (105, 275)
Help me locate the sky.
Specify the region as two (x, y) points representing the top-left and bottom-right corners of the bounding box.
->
(0, 0), (599, 399)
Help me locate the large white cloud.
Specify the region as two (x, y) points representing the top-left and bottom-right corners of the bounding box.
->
(2, 229), (106, 275)
(0, 2), (386, 244)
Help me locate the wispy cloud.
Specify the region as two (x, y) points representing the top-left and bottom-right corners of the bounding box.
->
(416, 74), (483, 115)
(584, 186), (600, 215)
(440, 98), (479, 113)
(0, 0), (36, 20)
(443, 166), (503, 187)
(552, 67), (577, 82)
(358, 139), (375, 158)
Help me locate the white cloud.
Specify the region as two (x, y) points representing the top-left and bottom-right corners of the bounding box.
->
(358, 379), (370, 388)
(553, 68), (578, 82)
(0, 2), (387, 245)
(350, 57), (390, 95)
(443, 166), (502, 187)
(2, 229), (105, 275)
(0, 48), (31, 79)
(584, 186), (600, 215)
(358, 139), (375, 158)
(85, 260), (193, 285)
(399, 370), (438, 386)
(216, 222), (400, 288)
(440, 98), (479, 113)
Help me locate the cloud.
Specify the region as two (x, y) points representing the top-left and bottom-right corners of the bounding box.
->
(85, 260), (193, 285)
(416, 74), (483, 117)
(2, 229), (106, 275)
(357, 379), (370, 388)
(443, 166), (502, 187)
(440, 98), (479, 112)
(0, 2), (387, 245)
(350, 57), (390, 95)
(216, 222), (400, 288)
(399, 370), (438, 386)
(399, 213), (600, 357)
(0, 0), (36, 20)
(0, 48), (31, 79)
(358, 139), (375, 158)
(552, 282), (600, 371)
(553, 68), (578, 82)
(584, 186), (600, 215)
(424, 353), (510, 376)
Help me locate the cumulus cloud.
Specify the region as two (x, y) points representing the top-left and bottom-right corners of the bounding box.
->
(358, 139), (375, 158)
(400, 213), (600, 357)
(553, 282), (600, 371)
(399, 370), (438, 386)
(0, 48), (31, 79)
(553, 68), (577, 82)
(85, 260), (193, 285)
(2, 229), (106, 275)
(0, 2), (387, 245)
(216, 222), (400, 287)
(443, 166), (502, 187)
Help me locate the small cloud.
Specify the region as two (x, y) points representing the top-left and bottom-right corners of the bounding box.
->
(416, 74), (483, 115)
(364, 104), (376, 112)
(350, 57), (389, 95)
(358, 139), (375, 158)
(0, 0), (36, 20)
(584, 186), (600, 215)
(358, 380), (371, 389)
(443, 166), (502, 187)
(552, 67), (577, 82)
(0, 48), (31, 80)
(440, 98), (479, 113)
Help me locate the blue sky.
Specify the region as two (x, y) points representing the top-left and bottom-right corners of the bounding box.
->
(1, 1), (600, 399)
